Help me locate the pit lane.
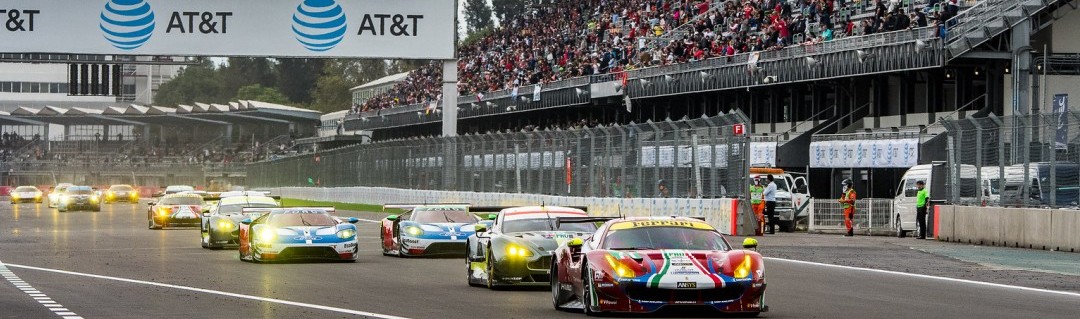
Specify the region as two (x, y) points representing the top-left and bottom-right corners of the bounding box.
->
(0, 201), (1076, 318)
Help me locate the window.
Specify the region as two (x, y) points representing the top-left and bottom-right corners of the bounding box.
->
(29, 83), (40, 93)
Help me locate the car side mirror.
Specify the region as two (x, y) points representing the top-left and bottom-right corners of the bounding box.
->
(386, 214), (398, 221)
(346, 217), (359, 224)
(742, 238), (759, 250)
(475, 224), (487, 233)
(486, 214), (497, 220)
(240, 218), (252, 225)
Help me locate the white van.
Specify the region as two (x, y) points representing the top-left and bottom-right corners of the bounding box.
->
(1000, 163), (1080, 208)
(893, 164), (979, 237)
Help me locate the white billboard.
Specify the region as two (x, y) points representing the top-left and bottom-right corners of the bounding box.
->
(0, 0), (456, 59)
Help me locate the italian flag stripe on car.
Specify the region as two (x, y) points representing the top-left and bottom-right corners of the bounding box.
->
(648, 251), (672, 288)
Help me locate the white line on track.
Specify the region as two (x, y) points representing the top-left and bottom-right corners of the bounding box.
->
(0, 260), (83, 319)
(766, 257), (1080, 298)
(4, 263), (412, 319)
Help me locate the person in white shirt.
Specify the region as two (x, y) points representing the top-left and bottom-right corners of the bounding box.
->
(763, 175), (778, 234)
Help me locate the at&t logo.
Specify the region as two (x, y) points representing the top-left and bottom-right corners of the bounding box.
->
(291, 0), (347, 52)
(99, 0), (156, 50)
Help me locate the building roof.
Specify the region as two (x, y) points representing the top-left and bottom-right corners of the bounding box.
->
(349, 72), (410, 92)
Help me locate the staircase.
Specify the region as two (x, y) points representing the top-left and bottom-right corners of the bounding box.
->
(946, 0), (1073, 60)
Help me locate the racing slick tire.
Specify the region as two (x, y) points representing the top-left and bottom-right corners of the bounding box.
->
(148, 218), (162, 230)
(395, 234), (409, 258)
(92, 206), (100, 212)
(201, 232), (210, 249)
(58, 206), (67, 212)
(551, 262), (572, 311)
(380, 233), (393, 256)
(485, 246), (500, 290)
(583, 263), (602, 316)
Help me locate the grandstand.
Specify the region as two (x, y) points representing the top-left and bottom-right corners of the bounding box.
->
(0, 100), (320, 186)
(330, 0), (1080, 199)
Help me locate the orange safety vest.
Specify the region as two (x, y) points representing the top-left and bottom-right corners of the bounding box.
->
(840, 189), (856, 209)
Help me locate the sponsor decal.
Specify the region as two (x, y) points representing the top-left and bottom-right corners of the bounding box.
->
(100, 0), (155, 50)
(343, 242), (356, 248)
(610, 220), (715, 230)
(403, 238), (419, 244)
(676, 282), (697, 289)
(292, 0), (347, 52)
(596, 283), (615, 288)
(600, 300), (617, 305)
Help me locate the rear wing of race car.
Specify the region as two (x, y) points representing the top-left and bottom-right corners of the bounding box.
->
(555, 217), (619, 228)
(240, 207), (276, 218)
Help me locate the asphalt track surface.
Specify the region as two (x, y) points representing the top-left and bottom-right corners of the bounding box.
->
(0, 201), (1078, 319)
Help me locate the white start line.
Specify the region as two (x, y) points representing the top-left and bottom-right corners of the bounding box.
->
(0, 260), (83, 319)
(2, 262), (411, 319)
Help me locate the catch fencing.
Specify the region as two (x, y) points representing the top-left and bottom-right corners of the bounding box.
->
(249, 112), (751, 200)
(808, 198), (896, 234)
(941, 111), (1080, 209)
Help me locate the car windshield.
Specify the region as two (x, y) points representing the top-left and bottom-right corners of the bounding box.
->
(160, 197), (204, 205)
(110, 185), (133, 191)
(603, 227), (730, 251)
(502, 218), (597, 233)
(68, 188), (93, 195)
(219, 202), (279, 214)
(412, 209), (477, 223)
(14, 187), (37, 192)
(268, 213), (338, 227)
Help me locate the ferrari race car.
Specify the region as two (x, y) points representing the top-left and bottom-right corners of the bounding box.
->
(147, 193), (205, 229)
(57, 186), (101, 212)
(237, 207), (360, 262)
(104, 184), (139, 203)
(200, 194), (280, 249)
(466, 206), (596, 288)
(47, 183), (74, 208)
(9, 186), (43, 204)
(551, 217), (767, 316)
(381, 204), (492, 257)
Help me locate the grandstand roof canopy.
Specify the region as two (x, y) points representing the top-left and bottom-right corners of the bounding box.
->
(0, 100), (321, 126)
(349, 72), (409, 92)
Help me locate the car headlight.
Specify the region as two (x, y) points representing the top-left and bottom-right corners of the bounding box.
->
(10, 194), (18, 200)
(258, 227), (276, 241)
(34, 194), (41, 199)
(157, 207), (171, 216)
(337, 229), (356, 239)
(62, 196), (71, 204)
(90, 196), (99, 203)
(604, 254), (636, 278)
(733, 255), (753, 279)
(217, 220), (234, 230)
(405, 226), (423, 236)
(505, 243), (533, 258)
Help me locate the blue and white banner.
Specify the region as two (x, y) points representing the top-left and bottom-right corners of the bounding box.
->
(810, 138), (919, 168)
(750, 141), (777, 167)
(1054, 94), (1069, 150)
(0, 0), (455, 59)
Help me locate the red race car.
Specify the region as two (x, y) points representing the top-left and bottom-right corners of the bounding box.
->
(550, 216), (767, 316)
(146, 193), (205, 229)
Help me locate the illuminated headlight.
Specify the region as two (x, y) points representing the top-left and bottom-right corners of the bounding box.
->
(604, 254), (634, 278)
(90, 196), (100, 203)
(405, 226), (423, 236)
(10, 195), (18, 200)
(106, 192), (115, 199)
(337, 229), (356, 239)
(733, 255), (753, 279)
(157, 208), (171, 216)
(217, 220), (234, 230)
(258, 228), (276, 241)
(33, 194), (41, 199)
(62, 196), (71, 204)
(505, 243), (533, 257)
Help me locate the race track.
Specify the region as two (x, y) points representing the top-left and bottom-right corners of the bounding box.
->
(0, 202), (1077, 319)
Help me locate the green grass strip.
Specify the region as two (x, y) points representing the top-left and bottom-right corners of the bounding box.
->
(280, 198), (403, 213)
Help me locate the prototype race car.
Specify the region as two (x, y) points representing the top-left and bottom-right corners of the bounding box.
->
(200, 194), (280, 249)
(237, 207), (360, 262)
(104, 184), (139, 203)
(57, 186), (101, 212)
(9, 186), (43, 204)
(147, 193), (205, 229)
(380, 204), (488, 257)
(47, 183), (74, 208)
(551, 217), (767, 316)
(466, 206), (596, 288)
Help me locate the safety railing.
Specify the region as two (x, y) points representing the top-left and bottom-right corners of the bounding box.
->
(808, 198), (896, 234)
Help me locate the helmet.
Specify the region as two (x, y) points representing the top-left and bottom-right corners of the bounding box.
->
(842, 179), (853, 186)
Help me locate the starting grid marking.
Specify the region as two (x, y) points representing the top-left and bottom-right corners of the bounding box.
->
(0, 260), (82, 319)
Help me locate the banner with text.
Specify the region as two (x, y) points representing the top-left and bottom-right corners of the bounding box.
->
(0, 0), (455, 59)
(810, 138), (919, 168)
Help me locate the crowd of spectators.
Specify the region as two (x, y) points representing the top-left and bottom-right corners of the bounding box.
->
(355, 0), (962, 113)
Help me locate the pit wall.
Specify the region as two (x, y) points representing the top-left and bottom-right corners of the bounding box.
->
(272, 187), (757, 236)
(935, 205), (1080, 253)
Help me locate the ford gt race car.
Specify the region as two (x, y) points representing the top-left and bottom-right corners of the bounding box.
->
(200, 194), (280, 249)
(47, 183), (73, 208)
(57, 186), (101, 212)
(466, 206), (596, 288)
(551, 217), (767, 316)
(381, 204), (493, 257)
(147, 193), (205, 229)
(237, 207), (360, 263)
(9, 186), (43, 204)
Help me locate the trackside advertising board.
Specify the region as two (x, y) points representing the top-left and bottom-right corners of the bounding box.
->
(0, 0), (455, 59)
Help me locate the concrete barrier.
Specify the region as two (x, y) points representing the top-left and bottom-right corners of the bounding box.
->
(272, 187), (755, 236)
(938, 205), (1080, 252)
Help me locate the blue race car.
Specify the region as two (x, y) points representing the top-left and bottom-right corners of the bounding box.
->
(238, 207), (360, 263)
(380, 204), (490, 257)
